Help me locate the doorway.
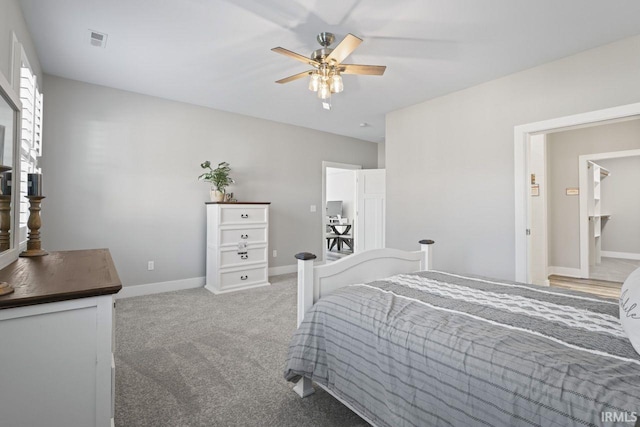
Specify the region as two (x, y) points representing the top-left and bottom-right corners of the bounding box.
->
(578, 151), (640, 282)
(528, 136), (640, 292)
(321, 162), (387, 263)
(514, 102), (640, 285)
(322, 162), (360, 263)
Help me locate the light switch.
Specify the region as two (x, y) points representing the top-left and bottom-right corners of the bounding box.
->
(310, 205), (317, 212)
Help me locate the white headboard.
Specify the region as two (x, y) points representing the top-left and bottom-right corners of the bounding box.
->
(295, 240), (434, 326)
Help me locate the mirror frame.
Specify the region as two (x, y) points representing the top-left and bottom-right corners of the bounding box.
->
(0, 68), (22, 269)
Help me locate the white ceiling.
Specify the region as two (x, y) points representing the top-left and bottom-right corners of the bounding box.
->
(17, 0), (640, 143)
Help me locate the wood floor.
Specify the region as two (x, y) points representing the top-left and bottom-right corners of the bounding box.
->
(549, 275), (621, 299)
(325, 249), (353, 262)
(589, 257), (640, 283)
(548, 257), (640, 299)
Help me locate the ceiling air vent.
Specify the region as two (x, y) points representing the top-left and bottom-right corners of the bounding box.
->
(89, 30), (108, 48)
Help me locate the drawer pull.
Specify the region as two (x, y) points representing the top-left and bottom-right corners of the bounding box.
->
(241, 234), (248, 239)
(241, 275), (248, 280)
(240, 254), (248, 260)
(240, 214), (249, 219)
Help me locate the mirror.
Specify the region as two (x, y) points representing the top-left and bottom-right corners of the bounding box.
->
(0, 72), (19, 255)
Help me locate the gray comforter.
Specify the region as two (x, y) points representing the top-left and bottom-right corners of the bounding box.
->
(284, 271), (640, 427)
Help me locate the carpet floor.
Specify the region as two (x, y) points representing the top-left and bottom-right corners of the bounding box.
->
(115, 273), (368, 427)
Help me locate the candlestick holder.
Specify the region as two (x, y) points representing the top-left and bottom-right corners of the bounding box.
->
(20, 195), (48, 257)
(0, 197), (14, 292)
(0, 194), (11, 252)
(0, 281), (13, 295)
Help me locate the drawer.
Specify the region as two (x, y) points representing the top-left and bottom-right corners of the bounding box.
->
(220, 227), (266, 245)
(220, 266), (267, 290)
(220, 206), (267, 225)
(220, 246), (267, 267)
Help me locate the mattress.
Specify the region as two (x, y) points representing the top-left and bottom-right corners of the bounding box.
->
(284, 271), (640, 427)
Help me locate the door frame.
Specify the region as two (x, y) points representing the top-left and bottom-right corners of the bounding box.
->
(514, 102), (640, 283)
(321, 161), (361, 263)
(527, 134), (549, 285)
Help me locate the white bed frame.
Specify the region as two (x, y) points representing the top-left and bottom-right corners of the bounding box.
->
(292, 240), (435, 400)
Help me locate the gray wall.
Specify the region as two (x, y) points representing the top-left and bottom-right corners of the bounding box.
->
(386, 34), (640, 280)
(0, 0), (42, 88)
(377, 143), (385, 168)
(547, 120), (640, 269)
(599, 156), (640, 255)
(41, 75), (377, 287)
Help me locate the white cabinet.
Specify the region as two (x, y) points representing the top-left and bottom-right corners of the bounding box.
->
(205, 203), (270, 294)
(0, 249), (121, 427)
(0, 296), (116, 427)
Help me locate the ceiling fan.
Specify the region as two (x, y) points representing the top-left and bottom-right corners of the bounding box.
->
(272, 32), (386, 110)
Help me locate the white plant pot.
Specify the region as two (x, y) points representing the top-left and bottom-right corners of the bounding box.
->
(211, 189), (224, 202)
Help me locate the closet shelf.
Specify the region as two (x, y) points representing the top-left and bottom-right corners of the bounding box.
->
(588, 161), (611, 177)
(588, 214), (611, 220)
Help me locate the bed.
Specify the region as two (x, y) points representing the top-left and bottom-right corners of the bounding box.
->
(284, 241), (640, 427)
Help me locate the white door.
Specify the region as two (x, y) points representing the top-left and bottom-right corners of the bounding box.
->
(354, 169), (385, 252)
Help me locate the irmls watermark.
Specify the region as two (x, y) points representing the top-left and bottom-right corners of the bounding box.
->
(600, 411), (638, 425)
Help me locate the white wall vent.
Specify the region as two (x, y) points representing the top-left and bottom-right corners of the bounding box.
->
(89, 30), (108, 48)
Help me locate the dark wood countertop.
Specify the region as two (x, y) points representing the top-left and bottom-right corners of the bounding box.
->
(0, 249), (122, 309)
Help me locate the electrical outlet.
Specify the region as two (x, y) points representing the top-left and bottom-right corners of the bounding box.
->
(147, 261), (154, 271)
(310, 205), (316, 212)
(273, 250), (277, 258)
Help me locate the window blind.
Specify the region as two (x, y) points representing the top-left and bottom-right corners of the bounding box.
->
(19, 65), (43, 242)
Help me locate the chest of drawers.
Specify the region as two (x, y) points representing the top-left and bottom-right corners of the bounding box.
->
(0, 249), (121, 427)
(205, 202), (270, 294)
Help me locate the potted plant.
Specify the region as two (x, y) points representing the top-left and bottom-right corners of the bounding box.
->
(199, 161), (234, 202)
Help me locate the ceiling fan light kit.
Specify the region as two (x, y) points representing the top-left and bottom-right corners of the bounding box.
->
(272, 32), (386, 110)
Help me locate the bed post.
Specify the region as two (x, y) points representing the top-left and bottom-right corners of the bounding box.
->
(294, 252), (316, 327)
(293, 252), (316, 398)
(419, 240), (435, 270)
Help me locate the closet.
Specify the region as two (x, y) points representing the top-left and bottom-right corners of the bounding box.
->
(587, 161), (611, 266)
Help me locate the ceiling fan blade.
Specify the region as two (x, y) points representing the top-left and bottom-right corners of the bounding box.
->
(275, 70), (313, 84)
(340, 64), (386, 75)
(326, 33), (362, 64)
(271, 47), (320, 67)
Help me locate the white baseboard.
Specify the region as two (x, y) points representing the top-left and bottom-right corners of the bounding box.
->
(268, 264), (297, 276)
(531, 279), (551, 287)
(548, 266), (582, 278)
(117, 265), (299, 299)
(205, 281), (270, 294)
(601, 251), (640, 261)
(117, 276), (205, 299)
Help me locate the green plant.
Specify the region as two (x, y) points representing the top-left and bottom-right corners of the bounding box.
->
(199, 161), (234, 193)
